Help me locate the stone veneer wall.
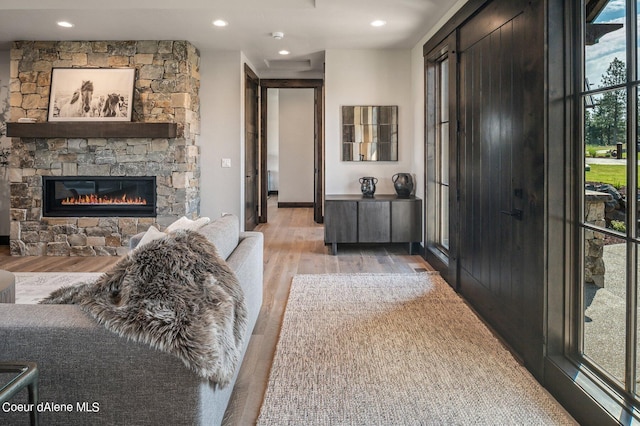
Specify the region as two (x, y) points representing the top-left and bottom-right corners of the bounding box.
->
(584, 190), (612, 288)
(9, 40), (200, 256)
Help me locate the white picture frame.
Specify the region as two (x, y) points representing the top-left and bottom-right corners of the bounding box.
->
(48, 68), (135, 122)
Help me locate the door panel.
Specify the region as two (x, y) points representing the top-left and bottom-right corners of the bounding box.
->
(358, 201), (390, 242)
(324, 201), (357, 243)
(245, 66), (259, 231)
(458, 6), (530, 358)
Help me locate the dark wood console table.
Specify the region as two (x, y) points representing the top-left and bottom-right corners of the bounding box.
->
(324, 194), (422, 255)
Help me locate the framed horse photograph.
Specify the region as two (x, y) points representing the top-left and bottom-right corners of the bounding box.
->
(48, 68), (135, 122)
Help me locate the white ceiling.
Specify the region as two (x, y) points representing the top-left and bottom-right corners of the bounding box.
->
(0, 0), (456, 77)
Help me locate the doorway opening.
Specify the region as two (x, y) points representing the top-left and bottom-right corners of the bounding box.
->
(259, 79), (324, 224)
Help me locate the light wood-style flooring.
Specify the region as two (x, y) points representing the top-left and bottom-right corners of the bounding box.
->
(0, 196), (434, 424)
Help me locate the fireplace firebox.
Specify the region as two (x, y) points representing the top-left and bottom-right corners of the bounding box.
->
(43, 176), (156, 217)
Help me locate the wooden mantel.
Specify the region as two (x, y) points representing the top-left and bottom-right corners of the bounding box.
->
(6, 122), (177, 139)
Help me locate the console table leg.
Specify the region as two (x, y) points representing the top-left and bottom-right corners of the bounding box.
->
(331, 243), (338, 255)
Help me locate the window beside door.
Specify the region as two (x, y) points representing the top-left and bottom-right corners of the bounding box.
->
(436, 56), (450, 252)
(578, 0), (640, 400)
(426, 45), (452, 268)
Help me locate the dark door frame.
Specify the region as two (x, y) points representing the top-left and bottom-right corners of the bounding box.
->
(244, 64), (260, 231)
(259, 79), (324, 224)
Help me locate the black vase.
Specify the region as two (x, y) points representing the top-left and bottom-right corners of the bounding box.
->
(359, 177), (377, 197)
(392, 173), (414, 197)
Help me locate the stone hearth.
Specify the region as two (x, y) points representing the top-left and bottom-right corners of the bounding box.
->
(9, 40), (201, 256)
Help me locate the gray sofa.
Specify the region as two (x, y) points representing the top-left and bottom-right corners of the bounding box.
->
(0, 214), (263, 426)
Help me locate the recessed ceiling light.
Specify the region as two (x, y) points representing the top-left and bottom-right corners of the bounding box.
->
(57, 21), (74, 28)
(279, 50), (290, 55)
(370, 20), (386, 27)
(212, 19), (228, 27)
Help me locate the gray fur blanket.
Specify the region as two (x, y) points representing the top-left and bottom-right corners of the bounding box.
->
(41, 229), (247, 388)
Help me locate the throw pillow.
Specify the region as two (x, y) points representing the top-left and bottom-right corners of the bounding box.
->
(165, 216), (211, 233)
(135, 225), (166, 250)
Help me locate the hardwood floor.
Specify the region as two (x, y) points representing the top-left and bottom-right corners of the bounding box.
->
(0, 245), (121, 272)
(0, 197), (434, 425)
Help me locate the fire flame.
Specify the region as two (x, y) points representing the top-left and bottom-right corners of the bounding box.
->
(61, 194), (147, 206)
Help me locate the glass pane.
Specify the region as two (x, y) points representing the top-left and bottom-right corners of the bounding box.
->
(440, 122), (449, 186)
(637, 0), (640, 82)
(585, 89), (628, 234)
(637, 87), (640, 238)
(636, 244), (640, 395)
(583, 233), (627, 385)
(585, 0), (626, 91)
(440, 185), (449, 250)
(440, 57), (449, 122)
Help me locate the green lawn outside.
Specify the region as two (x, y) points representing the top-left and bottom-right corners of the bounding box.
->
(585, 163), (640, 188)
(584, 145), (626, 158)
(585, 144), (628, 159)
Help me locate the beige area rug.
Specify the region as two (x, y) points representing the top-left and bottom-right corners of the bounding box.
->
(13, 272), (103, 304)
(258, 273), (576, 425)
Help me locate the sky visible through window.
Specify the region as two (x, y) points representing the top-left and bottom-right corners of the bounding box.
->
(585, 0), (628, 88)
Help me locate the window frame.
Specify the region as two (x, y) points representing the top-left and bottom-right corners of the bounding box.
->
(424, 33), (457, 283)
(574, 0), (640, 401)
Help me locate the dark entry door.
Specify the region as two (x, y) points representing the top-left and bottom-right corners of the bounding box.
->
(457, 0), (544, 372)
(245, 65), (259, 231)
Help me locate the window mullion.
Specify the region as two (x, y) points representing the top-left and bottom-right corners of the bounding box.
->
(625, 0), (638, 394)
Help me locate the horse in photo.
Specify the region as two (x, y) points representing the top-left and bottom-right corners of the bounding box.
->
(102, 93), (123, 117)
(58, 80), (94, 117)
(89, 95), (105, 117)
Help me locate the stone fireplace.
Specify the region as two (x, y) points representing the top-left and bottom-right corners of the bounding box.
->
(8, 40), (201, 256)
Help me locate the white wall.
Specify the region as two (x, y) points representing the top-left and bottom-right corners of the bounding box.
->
(198, 49), (243, 221)
(200, 47), (418, 222)
(324, 49), (413, 196)
(267, 88), (279, 192)
(278, 88), (315, 203)
(196, 1), (470, 225)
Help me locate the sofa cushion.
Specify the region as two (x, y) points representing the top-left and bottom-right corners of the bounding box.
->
(197, 214), (240, 260)
(165, 216), (211, 233)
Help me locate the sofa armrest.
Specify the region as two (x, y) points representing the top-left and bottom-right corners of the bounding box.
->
(226, 231), (263, 332)
(0, 304), (222, 425)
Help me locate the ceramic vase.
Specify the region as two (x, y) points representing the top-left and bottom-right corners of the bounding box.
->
(359, 177), (378, 197)
(392, 173), (414, 197)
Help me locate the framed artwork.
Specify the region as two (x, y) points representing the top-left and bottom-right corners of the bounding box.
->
(48, 68), (135, 122)
(341, 105), (398, 161)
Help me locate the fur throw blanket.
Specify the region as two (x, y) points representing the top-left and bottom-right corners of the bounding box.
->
(41, 229), (247, 388)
